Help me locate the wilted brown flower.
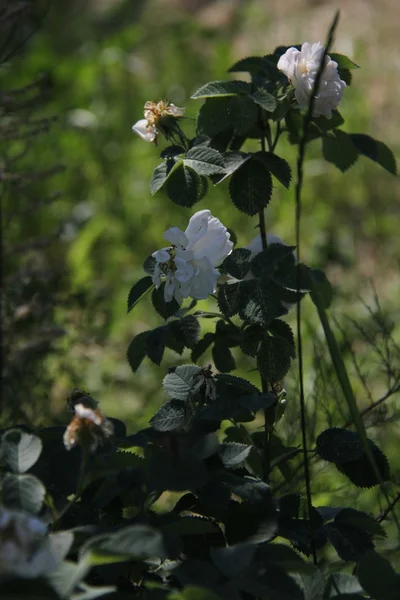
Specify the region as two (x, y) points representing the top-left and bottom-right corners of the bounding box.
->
(63, 403), (114, 453)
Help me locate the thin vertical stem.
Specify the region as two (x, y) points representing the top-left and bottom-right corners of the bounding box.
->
(295, 11), (340, 566)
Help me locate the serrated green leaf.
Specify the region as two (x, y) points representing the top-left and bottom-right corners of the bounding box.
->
(255, 151), (292, 188)
(268, 319), (296, 358)
(82, 525), (167, 563)
(150, 159), (182, 195)
(223, 247), (252, 279)
(250, 88), (277, 112)
(228, 95), (259, 135)
(143, 254), (156, 276)
(339, 69), (352, 86)
(167, 516), (220, 536)
(313, 110), (345, 131)
(218, 279), (254, 317)
(212, 151), (251, 184)
(160, 145), (185, 159)
(357, 550), (400, 600)
(257, 335), (292, 381)
(184, 145), (225, 175)
(166, 163), (204, 207)
(334, 508), (386, 538)
(240, 324), (264, 357)
(178, 315), (201, 348)
(0, 429), (42, 474)
(192, 80), (251, 99)
(127, 276), (154, 313)
(146, 326), (167, 365)
(229, 157), (273, 215)
(147, 445), (208, 492)
(163, 365), (202, 400)
(325, 522), (374, 562)
(219, 442), (252, 467)
(241, 279), (287, 326)
(329, 53), (360, 69)
(152, 284), (180, 319)
(349, 134), (397, 175)
(191, 332), (215, 363)
(150, 399), (188, 432)
(127, 330), (149, 372)
(197, 97), (232, 137)
(323, 130), (359, 172)
(2, 473), (45, 513)
(211, 544), (255, 578)
(212, 342), (236, 373)
(309, 268), (333, 309)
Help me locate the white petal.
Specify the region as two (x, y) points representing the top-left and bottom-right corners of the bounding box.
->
(186, 211), (233, 266)
(184, 210), (211, 248)
(164, 227), (188, 247)
(189, 257), (220, 299)
(167, 103), (185, 116)
(132, 119), (157, 142)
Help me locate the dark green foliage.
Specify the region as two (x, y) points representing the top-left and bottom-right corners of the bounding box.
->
(349, 134), (397, 175)
(323, 130), (359, 172)
(127, 276), (154, 312)
(316, 428), (390, 487)
(152, 284), (180, 319)
(229, 156), (273, 215)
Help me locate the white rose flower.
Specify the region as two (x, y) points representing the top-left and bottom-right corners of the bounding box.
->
(277, 42), (346, 119)
(132, 118), (158, 143)
(152, 209), (233, 303)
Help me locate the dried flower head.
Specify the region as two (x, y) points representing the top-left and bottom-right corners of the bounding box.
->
(63, 402), (114, 453)
(192, 365), (217, 402)
(132, 99), (185, 143)
(66, 388), (99, 411)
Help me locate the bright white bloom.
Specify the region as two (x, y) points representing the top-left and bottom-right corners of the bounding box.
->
(277, 42), (346, 119)
(132, 100), (185, 143)
(0, 508), (56, 578)
(152, 210), (233, 303)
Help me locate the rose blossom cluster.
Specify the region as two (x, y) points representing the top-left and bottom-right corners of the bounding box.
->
(152, 210), (233, 304)
(277, 42), (346, 118)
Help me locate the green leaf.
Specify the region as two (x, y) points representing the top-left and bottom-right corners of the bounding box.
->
(218, 279), (253, 317)
(2, 473), (45, 513)
(235, 566), (304, 600)
(127, 330), (149, 372)
(250, 88), (277, 112)
(152, 284), (180, 319)
(163, 365), (202, 400)
(241, 279), (287, 326)
(357, 550), (400, 600)
(168, 516), (221, 536)
(171, 586), (222, 600)
(334, 508), (387, 538)
(192, 80), (251, 99)
(228, 55), (267, 74)
(229, 156), (273, 215)
(191, 332), (215, 363)
(150, 160), (181, 195)
(82, 525), (167, 563)
(268, 319), (296, 358)
(324, 573), (363, 597)
(257, 542), (314, 573)
(212, 151), (251, 184)
(325, 522), (374, 562)
(228, 95), (259, 135)
(223, 248), (252, 279)
(211, 544), (255, 578)
(257, 335), (293, 381)
(184, 145), (225, 175)
(316, 428), (391, 488)
(240, 324), (264, 357)
(146, 326), (167, 365)
(197, 97), (232, 137)
(160, 145), (185, 159)
(349, 134), (397, 175)
(329, 53), (360, 69)
(322, 130), (359, 172)
(166, 163), (204, 207)
(219, 442), (252, 468)
(0, 429), (42, 473)
(127, 276), (154, 313)
(212, 342), (236, 373)
(309, 268), (333, 309)
(255, 151), (292, 188)
(313, 110), (345, 131)
(150, 399), (188, 432)
(178, 315), (201, 348)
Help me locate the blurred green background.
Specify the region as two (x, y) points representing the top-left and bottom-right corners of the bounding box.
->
(2, 0), (400, 543)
